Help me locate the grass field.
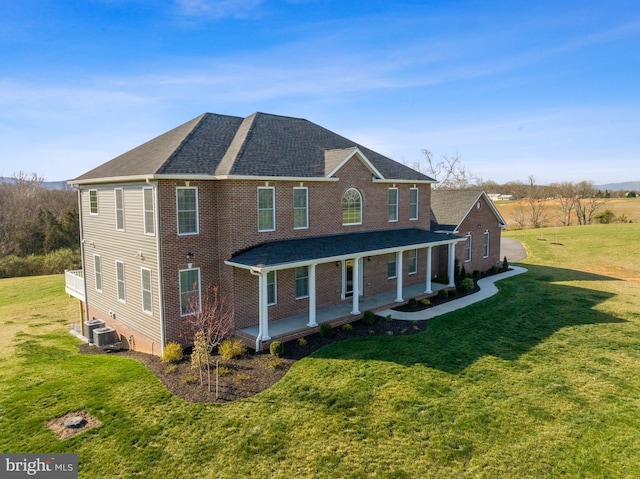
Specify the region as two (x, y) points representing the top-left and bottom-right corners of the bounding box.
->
(1, 224), (639, 478)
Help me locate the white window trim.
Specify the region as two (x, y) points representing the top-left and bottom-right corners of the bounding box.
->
(115, 188), (125, 232)
(387, 253), (397, 279)
(466, 233), (472, 262)
(89, 189), (99, 215)
(115, 260), (126, 303)
(141, 267), (153, 315)
(295, 266), (309, 299)
(388, 187), (398, 223)
(143, 187), (155, 236)
(179, 267), (202, 316)
(94, 254), (102, 292)
(408, 249), (418, 275)
(483, 231), (490, 258)
(342, 188), (363, 226)
(409, 188), (419, 220)
(293, 187), (309, 230)
(176, 186), (199, 236)
(267, 270), (277, 305)
(258, 187), (276, 232)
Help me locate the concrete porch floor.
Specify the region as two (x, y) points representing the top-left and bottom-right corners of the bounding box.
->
(238, 281), (447, 348)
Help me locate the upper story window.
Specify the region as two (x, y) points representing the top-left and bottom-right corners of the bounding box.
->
(465, 233), (472, 262)
(388, 188), (398, 222)
(409, 188), (419, 220)
(89, 189), (99, 215)
(115, 188), (125, 231)
(179, 267), (201, 315)
(483, 231), (490, 258)
(342, 188), (362, 225)
(258, 187), (275, 232)
(176, 187), (199, 235)
(143, 187), (155, 236)
(293, 187), (308, 229)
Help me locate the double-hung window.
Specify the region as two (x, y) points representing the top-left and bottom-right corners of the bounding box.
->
(409, 188), (419, 220)
(115, 260), (126, 303)
(293, 187), (308, 229)
(407, 249), (418, 274)
(89, 189), (99, 215)
(179, 268), (201, 315)
(115, 188), (125, 231)
(94, 255), (102, 292)
(143, 187), (155, 235)
(176, 187), (198, 235)
(466, 233), (472, 262)
(388, 188), (398, 222)
(483, 231), (490, 258)
(258, 187), (275, 232)
(387, 253), (397, 279)
(295, 266), (309, 299)
(141, 268), (153, 314)
(267, 271), (277, 305)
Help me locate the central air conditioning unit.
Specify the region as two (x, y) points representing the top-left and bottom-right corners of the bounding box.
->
(84, 318), (105, 344)
(93, 326), (117, 347)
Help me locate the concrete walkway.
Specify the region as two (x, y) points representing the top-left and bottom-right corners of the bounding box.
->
(378, 265), (528, 321)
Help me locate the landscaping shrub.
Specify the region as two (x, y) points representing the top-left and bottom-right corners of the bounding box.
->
(319, 323), (333, 338)
(421, 298), (431, 305)
(341, 323), (353, 331)
(182, 373), (198, 384)
(0, 248), (81, 278)
(266, 357), (285, 370)
(491, 265), (499, 273)
(408, 297), (418, 308)
(362, 310), (375, 325)
(473, 270), (481, 279)
(298, 337), (308, 346)
(458, 277), (474, 293)
(218, 338), (247, 360)
(162, 342), (183, 363)
(269, 340), (284, 357)
(503, 256), (509, 270)
(437, 289), (449, 299)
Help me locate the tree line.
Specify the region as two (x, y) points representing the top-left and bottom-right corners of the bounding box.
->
(0, 172), (80, 277)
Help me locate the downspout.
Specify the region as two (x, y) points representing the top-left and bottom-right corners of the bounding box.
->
(250, 268), (263, 351)
(76, 186), (88, 337)
(149, 179), (165, 356)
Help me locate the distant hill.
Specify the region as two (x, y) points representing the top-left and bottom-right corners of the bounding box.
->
(596, 181), (640, 192)
(0, 177), (69, 190)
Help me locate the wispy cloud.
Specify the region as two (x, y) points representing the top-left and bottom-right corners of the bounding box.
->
(174, 0), (263, 19)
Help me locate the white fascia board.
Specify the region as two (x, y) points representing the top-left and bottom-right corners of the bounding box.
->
(70, 173), (339, 187)
(225, 237), (466, 273)
(372, 178), (436, 184)
(218, 175), (338, 182)
(325, 148), (384, 179)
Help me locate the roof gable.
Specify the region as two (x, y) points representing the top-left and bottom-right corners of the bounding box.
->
(324, 147), (383, 178)
(431, 190), (506, 232)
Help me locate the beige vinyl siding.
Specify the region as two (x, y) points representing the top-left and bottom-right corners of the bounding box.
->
(81, 183), (161, 343)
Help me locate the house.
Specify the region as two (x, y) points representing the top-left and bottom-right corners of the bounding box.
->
(66, 112), (500, 356)
(430, 189), (507, 278)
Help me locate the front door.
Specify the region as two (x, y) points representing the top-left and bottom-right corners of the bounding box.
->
(343, 258), (364, 298)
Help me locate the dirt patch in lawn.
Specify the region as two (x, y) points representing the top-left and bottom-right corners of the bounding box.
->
(47, 410), (101, 440)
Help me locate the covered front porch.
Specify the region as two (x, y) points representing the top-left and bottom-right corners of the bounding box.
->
(237, 280), (449, 349)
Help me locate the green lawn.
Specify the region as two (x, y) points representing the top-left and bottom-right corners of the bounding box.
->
(1, 224), (639, 478)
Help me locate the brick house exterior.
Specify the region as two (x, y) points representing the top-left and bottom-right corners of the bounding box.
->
(70, 112), (500, 356)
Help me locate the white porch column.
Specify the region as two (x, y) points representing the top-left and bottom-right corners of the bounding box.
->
(425, 246), (433, 294)
(259, 272), (271, 342)
(395, 250), (404, 302)
(307, 263), (317, 327)
(447, 242), (456, 288)
(351, 257), (360, 315)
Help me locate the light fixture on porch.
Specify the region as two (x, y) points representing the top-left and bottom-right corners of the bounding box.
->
(186, 252), (194, 269)
(367, 256), (371, 262)
(335, 261), (340, 267)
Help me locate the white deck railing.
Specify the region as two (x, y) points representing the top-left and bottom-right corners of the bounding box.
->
(65, 269), (85, 301)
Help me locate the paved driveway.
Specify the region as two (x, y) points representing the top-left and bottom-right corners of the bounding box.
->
(500, 237), (527, 262)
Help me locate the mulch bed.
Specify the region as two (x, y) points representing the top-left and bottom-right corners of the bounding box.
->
(78, 269), (508, 403)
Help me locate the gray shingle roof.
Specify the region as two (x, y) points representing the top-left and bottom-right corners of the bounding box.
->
(430, 190), (506, 231)
(73, 112), (433, 182)
(226, 228), (461, 269)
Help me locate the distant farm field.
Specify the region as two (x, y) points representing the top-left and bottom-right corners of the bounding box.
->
(496, 197), (640, 229)
(1, 224), (639, 478)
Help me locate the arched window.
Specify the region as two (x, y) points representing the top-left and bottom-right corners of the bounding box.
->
(342, 188), (362, 225)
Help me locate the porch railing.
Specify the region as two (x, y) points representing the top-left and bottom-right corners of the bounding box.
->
(65, 269), (85, 301)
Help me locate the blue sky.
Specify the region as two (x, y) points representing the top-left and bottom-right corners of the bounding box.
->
(0, 0), (638, 185)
